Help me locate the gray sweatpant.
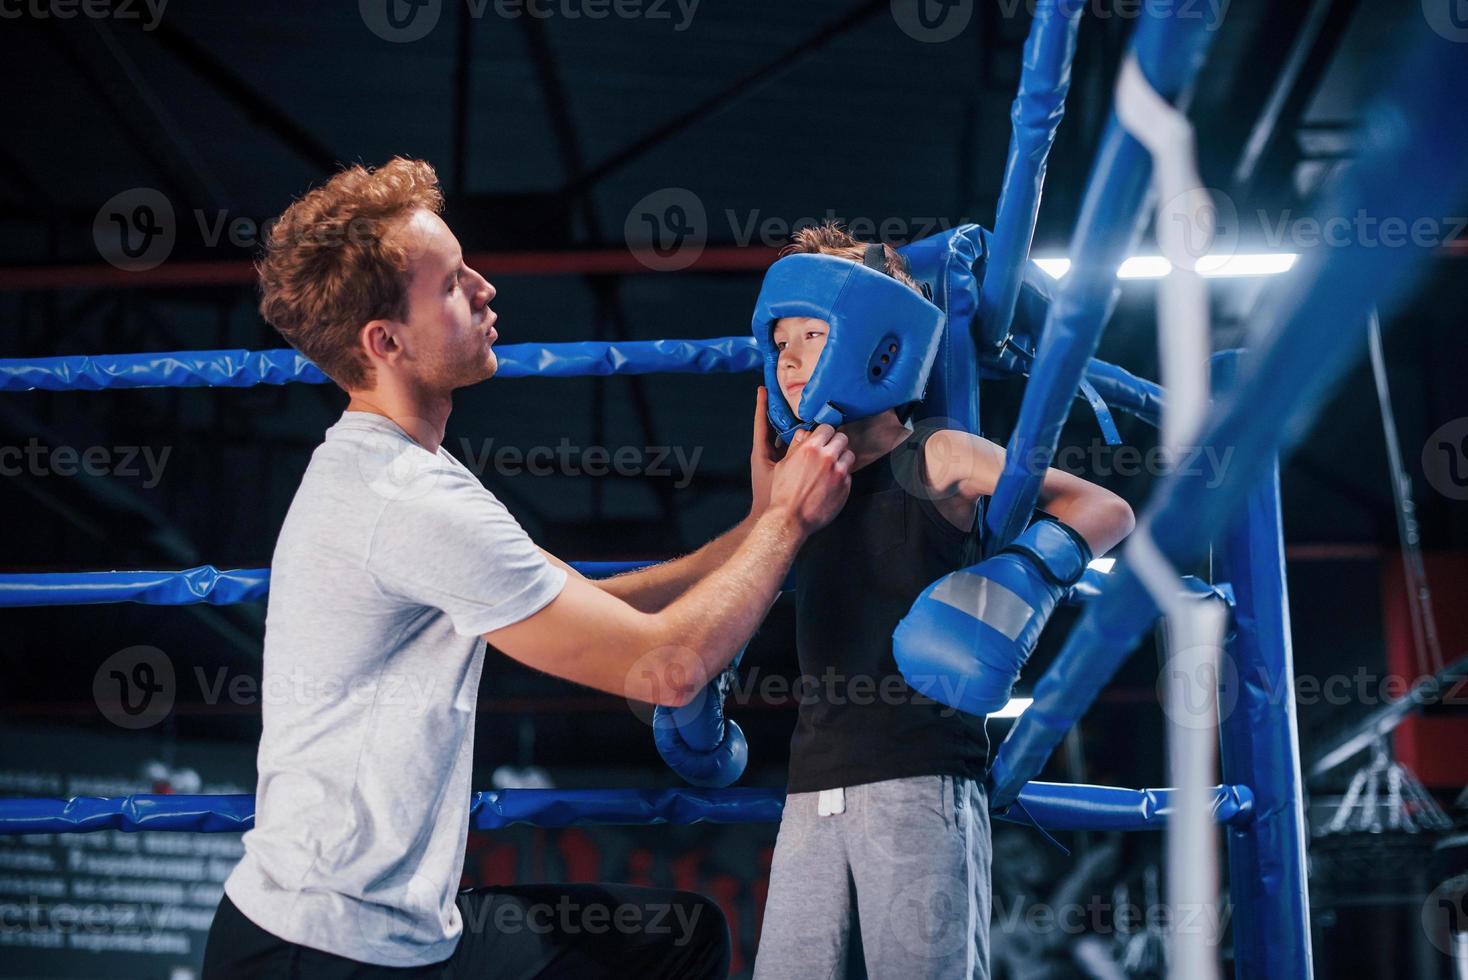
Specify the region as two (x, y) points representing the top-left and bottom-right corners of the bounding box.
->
(753, 775), (991, 980)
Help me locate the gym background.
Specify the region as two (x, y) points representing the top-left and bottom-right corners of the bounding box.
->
(0, 1), (1465, 977)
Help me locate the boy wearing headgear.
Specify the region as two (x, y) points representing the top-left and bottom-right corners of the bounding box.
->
(747, 223), (1135, 978)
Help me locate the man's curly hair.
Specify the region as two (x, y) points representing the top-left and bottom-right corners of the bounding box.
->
(257, 157), (444, 390)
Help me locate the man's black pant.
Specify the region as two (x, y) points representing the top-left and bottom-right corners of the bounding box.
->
(202, 884), (730, 979)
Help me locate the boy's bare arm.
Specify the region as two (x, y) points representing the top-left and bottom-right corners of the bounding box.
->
(925, 428), (1135, 556)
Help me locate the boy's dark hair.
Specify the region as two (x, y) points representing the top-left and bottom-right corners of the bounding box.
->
(781, 221), (925, 295)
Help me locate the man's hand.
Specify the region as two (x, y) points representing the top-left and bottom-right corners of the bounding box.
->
(749, 386), (783, 519)
(767, 423), (853, 535)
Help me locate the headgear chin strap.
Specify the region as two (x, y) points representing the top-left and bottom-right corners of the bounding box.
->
(752, 250), (945, 443)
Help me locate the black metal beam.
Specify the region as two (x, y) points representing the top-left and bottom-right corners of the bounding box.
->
(517, 16), (683, 525)
(517, 16), (597, 231)
(38, 20), (201, 207)
(562, 0), (888, 200)
(452, 2), (473, 196)
(1307, 655), (1468, 779)
(144, 17), (339, 175)
(0, 144), (55, 216)
(1230, 0), (1360, 203)
(0, 399), (262, 661)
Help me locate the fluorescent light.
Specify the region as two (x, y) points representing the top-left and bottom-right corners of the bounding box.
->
(1118, 256), (1173, 279)
(1032, 257), (1071, 279)
(1088, 557), (1116, 573)
(1031, 253), (1297, 280)
(1196, 252), (1298, 276)
(989, 697), (1033, 719)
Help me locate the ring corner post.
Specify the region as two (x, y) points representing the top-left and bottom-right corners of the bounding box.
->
(1216, 451), (1313, 980)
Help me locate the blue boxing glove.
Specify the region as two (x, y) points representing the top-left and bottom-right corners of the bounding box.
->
(893, 518), (1091, 717)
(652, 650), (748, 788)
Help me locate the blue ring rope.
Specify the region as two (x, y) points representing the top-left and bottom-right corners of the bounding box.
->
(0, 783), (1252, 835)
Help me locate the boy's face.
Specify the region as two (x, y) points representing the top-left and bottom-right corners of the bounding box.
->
(390, 209), (499, 392)
(771, 316), (830, 417)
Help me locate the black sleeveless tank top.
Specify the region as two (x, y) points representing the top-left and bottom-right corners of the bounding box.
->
(787, 425), (991, 794)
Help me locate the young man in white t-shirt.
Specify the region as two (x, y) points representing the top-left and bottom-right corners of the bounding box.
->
(203, 158), (854, 978)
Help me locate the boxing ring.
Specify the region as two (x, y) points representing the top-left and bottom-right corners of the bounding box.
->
(4, 5), (1467, 979)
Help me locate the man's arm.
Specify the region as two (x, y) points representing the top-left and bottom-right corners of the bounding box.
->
(493, 508), (804, 706)
(926, 429), (1135, 556)
(539, 515), (759, 614)
(537, 386), (781, 613)
(489, 422), (853, 707)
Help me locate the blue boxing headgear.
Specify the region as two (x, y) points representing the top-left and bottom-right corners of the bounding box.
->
(752, 246), (946, 443)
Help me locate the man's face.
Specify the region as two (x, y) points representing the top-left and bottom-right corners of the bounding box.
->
(392, 209), (498, 392)
(771, 316), (829, 417)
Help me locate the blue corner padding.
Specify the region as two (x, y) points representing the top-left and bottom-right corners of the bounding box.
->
(982, 8), (1218, 554)
(903, 224), (1162, 437)
(989, 22), (1468, 810)
(0, 782), (1252, 835)
(993, 781), (1253, 831)
(902, 225), (984, 435)
(1215, 355), (1313, 978)
(977, 0), (1086, 349)
(1078, 357), (1164, 428)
